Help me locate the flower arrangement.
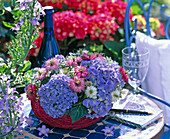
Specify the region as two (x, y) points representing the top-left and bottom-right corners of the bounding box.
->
(26, 50), (128, 128)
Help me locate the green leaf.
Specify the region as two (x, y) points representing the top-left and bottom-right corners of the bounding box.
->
(15, 84), (25, 88)
(3, 21), (15, 28)
(104, 40), (125, 55)
(68, 104), (88, 123)
(18, 60), (31, 72)
(11, 10), (22, 20)
(0, 63), (7, 73)
(131, 5), (143, 15)
(104, 40), (125, 64)
(41, 77), (50, 85)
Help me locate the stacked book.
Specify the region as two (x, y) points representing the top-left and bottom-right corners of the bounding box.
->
(109, 93), (163, 128)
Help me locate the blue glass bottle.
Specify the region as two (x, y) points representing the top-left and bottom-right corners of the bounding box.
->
(36, 6), (59, 67)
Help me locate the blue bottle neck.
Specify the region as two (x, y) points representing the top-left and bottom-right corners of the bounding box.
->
(44, 12), (54, 34)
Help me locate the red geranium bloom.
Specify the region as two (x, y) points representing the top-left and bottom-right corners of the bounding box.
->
(64, 0), (100, 14)
(26, 84), (37, 101)
(119, 66), (129, 82)
(53, 10), (88, 41)
(96, 0), (133, 25)
(87, 13), (119, 41)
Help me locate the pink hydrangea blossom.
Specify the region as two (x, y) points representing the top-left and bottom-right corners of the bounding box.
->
(96, 0), (133, 24)
(82, 53), (102, 60)
(69, 76), (86, 93)
(45, 57), (60, 71)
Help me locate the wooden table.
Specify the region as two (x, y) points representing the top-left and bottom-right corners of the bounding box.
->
(14, 94), (164, 139)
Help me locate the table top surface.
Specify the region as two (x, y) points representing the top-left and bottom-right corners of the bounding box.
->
(14, 94), (164, 139)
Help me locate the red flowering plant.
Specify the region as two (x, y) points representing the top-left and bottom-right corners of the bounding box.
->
(27, 0), (165, 66)
(96, 0), (133, 25)
(26, 84), (37, 101)
(26, 49), (129, 124)
(27, 0), (133, 64)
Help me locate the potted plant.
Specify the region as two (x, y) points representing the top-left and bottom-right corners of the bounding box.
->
(26, 49), (128, 129)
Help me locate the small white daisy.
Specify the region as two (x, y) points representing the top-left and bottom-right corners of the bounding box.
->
(85, 86), (97, 99)
(111, 88), (121, 101)
(76, 49), (89, 55)
(104, 56), (114, 64)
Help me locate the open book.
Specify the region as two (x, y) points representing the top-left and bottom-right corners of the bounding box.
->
(110, 94), (163, 128)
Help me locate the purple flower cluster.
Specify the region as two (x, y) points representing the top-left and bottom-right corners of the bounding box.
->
(83, 91), (113, 118)
(39, 74), (78, 118)
(11, 0), (44, 31)
(0, 74), (25, 136)
(82, 58), (125, 118)
(84, 58), (124, 92)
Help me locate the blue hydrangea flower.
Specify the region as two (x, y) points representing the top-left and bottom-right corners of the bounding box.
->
(82, 58), (125, 118)
(55, 54), (65, 62)
(39, 74), (78, 118)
